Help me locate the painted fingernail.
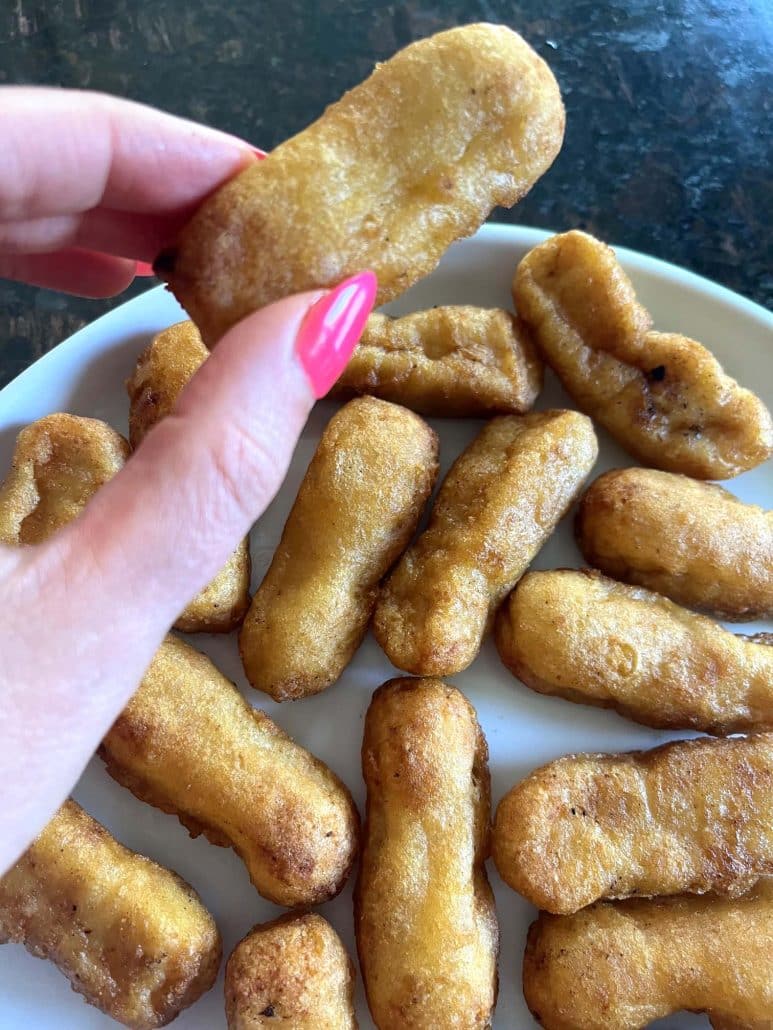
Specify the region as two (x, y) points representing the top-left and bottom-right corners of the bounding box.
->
(295, 271), (377, 397)
(252, 146), (268, 159)
(135, 261), (156, 277)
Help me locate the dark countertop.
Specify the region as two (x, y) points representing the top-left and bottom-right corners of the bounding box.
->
(0, 0), (771, 388)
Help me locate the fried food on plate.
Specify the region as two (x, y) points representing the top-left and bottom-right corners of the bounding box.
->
(576, 467), (773, 621)
(332, 307), (543, 417)
(356, 678), (498, 1030)
(239, 397), (438, 700)
(99, 635), (359, 907)
(225, 913), (356, 1030)
(495, 569), (773, 735)
(0, 800), (220, 1030)
(373, 410), (598, 676)
(513, 230), (773, 479)
(156, 24), (565, 346)
(127, 320), (251, 633)
(493, 733), (773, 914)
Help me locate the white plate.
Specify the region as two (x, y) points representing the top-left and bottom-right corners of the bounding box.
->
(0, 224), (771, 1030)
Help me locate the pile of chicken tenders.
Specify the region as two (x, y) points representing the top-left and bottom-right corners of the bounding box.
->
(1, 21), (772, 1030)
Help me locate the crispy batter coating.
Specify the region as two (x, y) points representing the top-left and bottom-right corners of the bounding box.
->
(523, 881), (773, 1030)
(99, 635), (359, 907)
(332, 307), (543, 417)
(373, 410), (598, 676)
(239, 397), (438, 700)
(225, 914), (357, 1029)
(495, 569), (773, 735)
(0, 800), (220, 1030)
(156, 24), (565, 345)
(356, 678), (498, 1030)
(513, 230), (773, 478)
(576, 468), (773, 621)
(126, 320), (251, 632)
(493, 734), (773, 915)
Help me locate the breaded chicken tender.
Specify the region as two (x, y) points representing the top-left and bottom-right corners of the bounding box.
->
(496, 569), (773, 734)
(356, 678), (498, 1030)
(156, 24), (565, 345)
(225, 914), (356, 1029)
(523, 881), (773, 1030)
(493, 734), (773, 915)
(373, 410), (598, 676)
(127, 320), (251, 632)
(513, 230), (773, 478)
(239, 397), (438, 700)
(100, 635), (359, 907)
(0, 800), (220, 1030)
(333, 307), (543, 417)
(577, 468), (773, 621)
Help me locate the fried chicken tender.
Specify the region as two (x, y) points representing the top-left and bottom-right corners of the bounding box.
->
(373, 410), (598, 676)
(225, 914), (357, 1030)
(332, 307), (543, 417)
(576, 468), (773, 621)
(0, 800), (220, 1030)
(513, 230), (773, 479)
(156, 24), (565, 346)
(495, 569), (773, 735)
(493, 734), (773, 915)
(356, 678), (498, 1030)
(523, 881), (773, 1030)
(127, 320), (251, 632)
(99, 635), (359, 908)
(239, 397), (438, 700)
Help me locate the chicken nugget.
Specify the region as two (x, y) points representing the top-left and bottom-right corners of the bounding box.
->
(99, 635), (359, 907)
(493, 733), (773, 915)
(373, 410), (598, 676)
(522, 881), (773, 1030)
(155, 24), (565, 346)
(0, 799), (220, 1029)
(333, 307), (543, 417)
(225, 913), (356, 1029)
(513, 230), (773, 479)
(239, 396), (438, 701)
(356, 678), (498, 1029)
(576, 467), (773, 621)
(495, 569), (773, 735)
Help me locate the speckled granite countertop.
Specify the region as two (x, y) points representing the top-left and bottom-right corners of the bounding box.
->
(0, 0), (771, 387)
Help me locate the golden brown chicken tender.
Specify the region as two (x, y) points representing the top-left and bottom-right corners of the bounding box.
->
(156, 24), (565, 346)
(576, 468), (773, 621)
(239, 397), (438, 700)
(523, 880), (773, 1030)
(99, 635), (359, 907)
(127, 320), (251, 632)
(0, 800), (220, 1030)
(493, 734), (773, 915)
(373, 410), (598, 676)
(496, 569), (773, 735)
(332, 307), (543, 417)
(513, 230), (773, 479)
(356, 678), (498, 1030)
(225, 914), (357, 1030)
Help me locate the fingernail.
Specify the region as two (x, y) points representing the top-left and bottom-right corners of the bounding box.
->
(295, 271), (377, 397)
(252, 146), (267, 159)
(135, 261), (156, 277)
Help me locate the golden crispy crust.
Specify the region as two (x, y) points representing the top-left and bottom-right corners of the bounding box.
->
(576, 467), (773, 621)
(356, 678), (498, 1030)
(513, 230), (773, 478)
(496, 569), (773, 734)
(0, 800), (221, 1030)
(157, 24), (564, 345)
(373, 410), (598, 676)
(239, 397), (438, 700)
(99, 635), (359, 907)
(493, 734), (773, 915)
(224, 913), (357, 1029)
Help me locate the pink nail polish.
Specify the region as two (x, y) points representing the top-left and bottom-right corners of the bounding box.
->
(135, 261), (156, 277)
(295, 271), (378, 397)
(252, 146), (268, 159)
